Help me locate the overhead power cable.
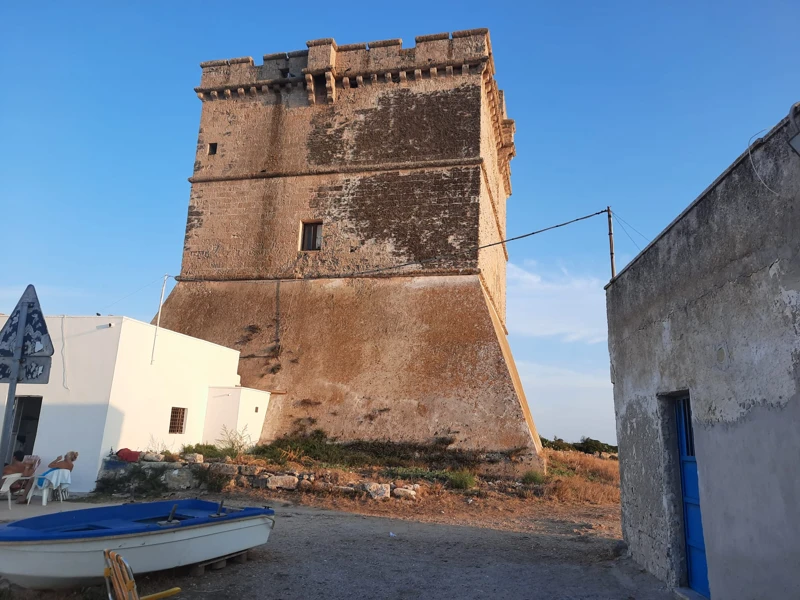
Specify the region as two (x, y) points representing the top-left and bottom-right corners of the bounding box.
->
(613, 217), (642, 252)
(165, 208), (611, 285)
(99, 275), (173, 311)
(610, 210), (649, 243)
(354, 209), (609, 276)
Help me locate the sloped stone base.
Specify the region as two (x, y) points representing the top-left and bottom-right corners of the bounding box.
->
(159, 274), (542, 467)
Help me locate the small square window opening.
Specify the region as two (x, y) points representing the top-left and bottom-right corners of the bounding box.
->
(301, 222), (323, 251)
(207, 143), (218, 155)
(169, 407), (187, 434)
(255, 406), (259, 413)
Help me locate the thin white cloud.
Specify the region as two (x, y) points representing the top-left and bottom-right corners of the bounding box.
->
(517, 360), (616, 443)
(507, 263), (607, 344)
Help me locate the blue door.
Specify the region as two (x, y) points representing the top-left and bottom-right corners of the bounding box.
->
(676, 396), (710, 597)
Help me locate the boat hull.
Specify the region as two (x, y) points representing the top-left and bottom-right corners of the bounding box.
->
(0, 514), (273, 589)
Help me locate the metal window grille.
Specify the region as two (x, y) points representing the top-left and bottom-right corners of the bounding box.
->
(169, 407), (187, 434)
(301, 222), (322, 251)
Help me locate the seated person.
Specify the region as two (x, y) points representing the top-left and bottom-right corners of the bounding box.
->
(47, 451), (78, 471)
(35, 451), (79, 490)
(2, 451), (35, 504)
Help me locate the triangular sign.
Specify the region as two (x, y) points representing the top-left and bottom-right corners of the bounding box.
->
(0, 285), (54, 358)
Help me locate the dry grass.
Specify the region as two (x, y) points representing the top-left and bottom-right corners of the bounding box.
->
(543, 477), (620, 504)
(544, 449), (619, 485)
(541, 449), (620, 504)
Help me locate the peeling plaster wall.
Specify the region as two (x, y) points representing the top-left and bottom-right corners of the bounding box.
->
(606, 116), (800, 598)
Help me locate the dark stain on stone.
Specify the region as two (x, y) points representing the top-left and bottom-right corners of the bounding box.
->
(183, 203), (205, 250)
(307, 84), (481, 166)
(312, 167), (481, 266)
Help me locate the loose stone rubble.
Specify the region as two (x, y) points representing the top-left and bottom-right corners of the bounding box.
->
(96, 454), (425, 501)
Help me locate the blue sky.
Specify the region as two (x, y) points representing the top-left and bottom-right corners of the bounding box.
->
(1, 1), (796, 443)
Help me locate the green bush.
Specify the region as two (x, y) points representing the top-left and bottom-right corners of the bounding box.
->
(250, 430), (484, 471)
(539, 436), (576, 452)
(382, 466), (449, 482)
(539, 436), (618, 455)
(446, 470), (476, 490)
(181, 443), (234, 460)
(521, 470), (546, 485)
(573, 437), (618, 455)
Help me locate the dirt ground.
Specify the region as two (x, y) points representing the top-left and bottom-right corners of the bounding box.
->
(11, 491), (673, 600)
(141, 499), (671, 600)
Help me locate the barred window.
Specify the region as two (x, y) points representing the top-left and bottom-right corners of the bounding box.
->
(169, 407), (187, 434)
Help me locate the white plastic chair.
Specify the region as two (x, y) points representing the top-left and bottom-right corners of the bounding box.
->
(28, 469), (71, 506)
(1, 473), (24, 509)
(1, 455), (40, 508)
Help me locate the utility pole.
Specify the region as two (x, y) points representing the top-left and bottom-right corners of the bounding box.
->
(150, 274), (170, 365)
(1, 301), (28, 463)
(607, 207), (616, 279)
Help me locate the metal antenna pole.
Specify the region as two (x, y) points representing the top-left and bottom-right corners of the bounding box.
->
(1, 301), (29, 464)
(607, 207), (617, 279)
(150, 274), (170, 365)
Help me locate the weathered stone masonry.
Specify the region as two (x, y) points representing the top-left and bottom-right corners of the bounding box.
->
(161, 29), (542, 464)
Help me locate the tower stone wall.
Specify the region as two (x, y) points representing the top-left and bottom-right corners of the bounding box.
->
(160, 29), (542, 465)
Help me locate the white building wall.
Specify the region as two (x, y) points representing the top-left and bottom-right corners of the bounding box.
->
(203, 387), (241, 445)
(0, 316), (123, 494)
(1, 315), (247, 493)
(203, 387), (270, 447)
(103, 318), (241, 458)
(236, 388), (270, 442)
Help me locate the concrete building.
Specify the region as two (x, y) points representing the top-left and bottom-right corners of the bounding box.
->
(159, 29), (543, 466)
(0, 316), (269, 493)
(606, 107), (800, 598)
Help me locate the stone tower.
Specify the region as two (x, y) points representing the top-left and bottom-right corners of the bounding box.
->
(160, 29), (543, 463)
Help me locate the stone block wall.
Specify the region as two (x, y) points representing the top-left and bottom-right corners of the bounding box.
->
(183, 29), (513, 324)
(162, 30), (540, 462)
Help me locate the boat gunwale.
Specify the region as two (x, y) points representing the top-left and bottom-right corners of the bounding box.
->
(0, 500), (275, 544)
(0, 513), (274, 546)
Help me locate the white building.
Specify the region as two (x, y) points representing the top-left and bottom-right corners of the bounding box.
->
(0, 316), (269, 493)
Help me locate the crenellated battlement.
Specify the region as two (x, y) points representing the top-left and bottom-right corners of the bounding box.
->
(194, 29), (514, 193)
(195, 29), (495, 102)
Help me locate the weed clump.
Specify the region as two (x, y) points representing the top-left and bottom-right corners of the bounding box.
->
(180, 443), (232, 460)
(250, 430), (484, 471)
(382, 466), (449, 482)
(522, 470), (547, 485)
(182, 425), (253, 459)
(446, 470), (476, 490)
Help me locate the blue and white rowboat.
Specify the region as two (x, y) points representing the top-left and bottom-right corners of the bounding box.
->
(0, 499), (275, 589)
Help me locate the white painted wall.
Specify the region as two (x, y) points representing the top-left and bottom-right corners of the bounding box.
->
(236, 388), (270, 442)
(0, 315), (248, 493)
(203, 387), (269, 447)
(0, 316), (123, 494)
(203, 388), (240, 445)
(103, 318), (241, 457)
